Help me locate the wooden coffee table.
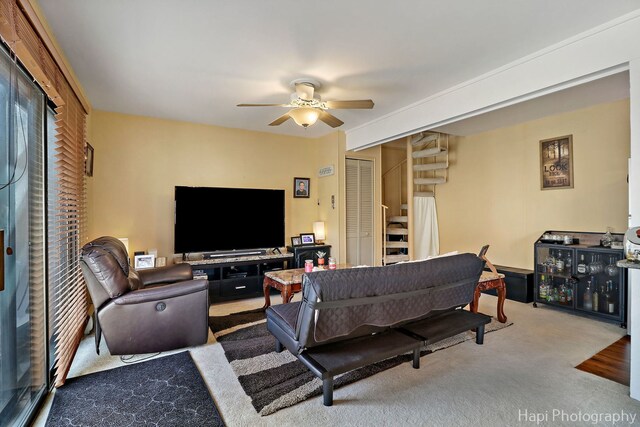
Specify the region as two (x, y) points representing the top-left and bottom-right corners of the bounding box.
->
(262, 265), (350, 309)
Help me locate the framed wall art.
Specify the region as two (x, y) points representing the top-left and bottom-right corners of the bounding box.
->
(85, 142), (94, 177)
(540, 135), (573, 190)
(294, 177), (310, 198)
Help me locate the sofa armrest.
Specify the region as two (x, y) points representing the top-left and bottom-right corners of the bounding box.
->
(113, 279), (207, 305)
(137, 263), (193, 286)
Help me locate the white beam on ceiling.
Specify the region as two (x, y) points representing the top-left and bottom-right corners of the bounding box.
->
(346, 10), (640, 150)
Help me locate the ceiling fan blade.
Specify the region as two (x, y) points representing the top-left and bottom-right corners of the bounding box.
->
(325, 100), (374, 109)
(237, 103), (288, 107)
(295, 83), (315, 101)
(269, 113), (291, 126)
(318, 110), (344, 128)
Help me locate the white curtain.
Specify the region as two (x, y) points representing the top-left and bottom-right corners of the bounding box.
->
(414, 196), (439, 259)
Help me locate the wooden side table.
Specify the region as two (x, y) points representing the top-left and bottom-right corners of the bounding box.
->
(262, 264), (350, 309)
(470, 271), (508, 323)
(262, 268), (304, 309)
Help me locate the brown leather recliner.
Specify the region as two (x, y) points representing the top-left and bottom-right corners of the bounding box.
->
(80, 236), (209, 355)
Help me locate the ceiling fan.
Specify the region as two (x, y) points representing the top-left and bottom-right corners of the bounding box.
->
(237, 78), (374, 128)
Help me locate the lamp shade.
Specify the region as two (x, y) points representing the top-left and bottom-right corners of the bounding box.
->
(289, 107), (320, 128)
(313, 221), (326, 241)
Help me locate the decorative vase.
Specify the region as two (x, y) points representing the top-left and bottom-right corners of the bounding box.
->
(318, 257), (325, 266)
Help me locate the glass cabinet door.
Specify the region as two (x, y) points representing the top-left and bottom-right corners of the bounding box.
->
(535, 245), (575, 307)
(575, 250), (623, 318)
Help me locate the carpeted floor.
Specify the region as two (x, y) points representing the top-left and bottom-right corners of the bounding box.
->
(34, 295), (638, 427)
(209, 309), (512, 415)
(45, 352), (225, 427)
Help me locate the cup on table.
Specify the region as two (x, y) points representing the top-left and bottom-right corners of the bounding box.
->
(305, 260), (313, 273)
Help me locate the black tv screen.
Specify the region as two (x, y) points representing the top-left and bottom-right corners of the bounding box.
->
(174, 186), (285, 253)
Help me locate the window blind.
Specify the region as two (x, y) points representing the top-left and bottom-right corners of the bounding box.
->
(1, 0), (89, 387)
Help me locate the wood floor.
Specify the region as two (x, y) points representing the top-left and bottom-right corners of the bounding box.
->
(575, 335), (630, 386)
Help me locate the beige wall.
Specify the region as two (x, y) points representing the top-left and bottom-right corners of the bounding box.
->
(314, 132), (345, 262)
(437, 99), (630, 269)
(88, 111), (325, 261)
(381, 144), (407, 217)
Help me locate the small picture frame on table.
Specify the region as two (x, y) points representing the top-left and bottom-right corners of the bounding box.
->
(300, 233), (315, 245)
(294, 177), (310, 198)
(134, 254), (155, 270)
(291, 236), (302, 246)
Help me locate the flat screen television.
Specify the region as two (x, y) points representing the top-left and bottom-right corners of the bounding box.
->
(174, 186), (285, 254)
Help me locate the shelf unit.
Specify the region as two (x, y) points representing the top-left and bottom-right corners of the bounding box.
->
(533, 230), (627, 327)
(183, 253), (293, 303)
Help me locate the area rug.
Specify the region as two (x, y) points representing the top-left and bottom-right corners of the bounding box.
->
(209, 309), (512, 416)
(46, 351), (225, 427)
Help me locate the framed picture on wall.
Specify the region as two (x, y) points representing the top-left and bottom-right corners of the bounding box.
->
(540, 135), (573, 190)
(85, 142), (94, 177)
(294, 177), (310, 198)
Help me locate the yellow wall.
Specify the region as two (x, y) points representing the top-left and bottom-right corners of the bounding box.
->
(314, 132), (345, 262)
(437, 99), (630, 269)
(381, 145), (407, 217)
(88, 111), (324, 260)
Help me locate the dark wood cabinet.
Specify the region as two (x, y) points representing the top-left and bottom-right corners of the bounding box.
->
(286, 244), (332, 268)
(184, 253), (292, 303)
(482, 265), (534, 303)
(533, 230), (627, 327)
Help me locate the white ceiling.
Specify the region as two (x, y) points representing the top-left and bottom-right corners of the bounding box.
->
(39, 1), (640, 139)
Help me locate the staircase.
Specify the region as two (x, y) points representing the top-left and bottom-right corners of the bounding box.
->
(411, 132), (449, 197)
(382, 132), (449, 265)
(382, 203), (409, 264)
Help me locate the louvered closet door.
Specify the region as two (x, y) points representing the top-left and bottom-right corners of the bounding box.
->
(346, 158), (374, 266)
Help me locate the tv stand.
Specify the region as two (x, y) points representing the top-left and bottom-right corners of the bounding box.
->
(181, 252), (293, 303)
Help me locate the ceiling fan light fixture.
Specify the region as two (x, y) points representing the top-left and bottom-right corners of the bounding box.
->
(289, 107), (319, 128)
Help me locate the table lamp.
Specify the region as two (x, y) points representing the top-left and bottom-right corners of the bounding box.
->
(313, 221), (325, 244)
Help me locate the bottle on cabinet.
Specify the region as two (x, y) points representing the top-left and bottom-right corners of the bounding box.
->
(607, 281), (616, 314)
(565, 278), (573, 304)
(577, 254), (587, 274)
(556, 252), (565, 273)
(539, 275), (548, 300)
(583, 279), (593, 310)
(592, 278), (599, 312)
(546, 250), (557, 274)
(559, 281), (567, 304)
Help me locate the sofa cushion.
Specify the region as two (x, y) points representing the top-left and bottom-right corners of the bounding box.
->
(268, 301), (301, 335)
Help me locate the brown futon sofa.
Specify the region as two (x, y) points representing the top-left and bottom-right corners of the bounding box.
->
(266, 252), (491, 406)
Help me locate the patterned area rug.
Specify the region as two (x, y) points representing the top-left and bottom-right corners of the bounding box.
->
(46, 352), (225, 427)
(209, 309), (512, 416)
